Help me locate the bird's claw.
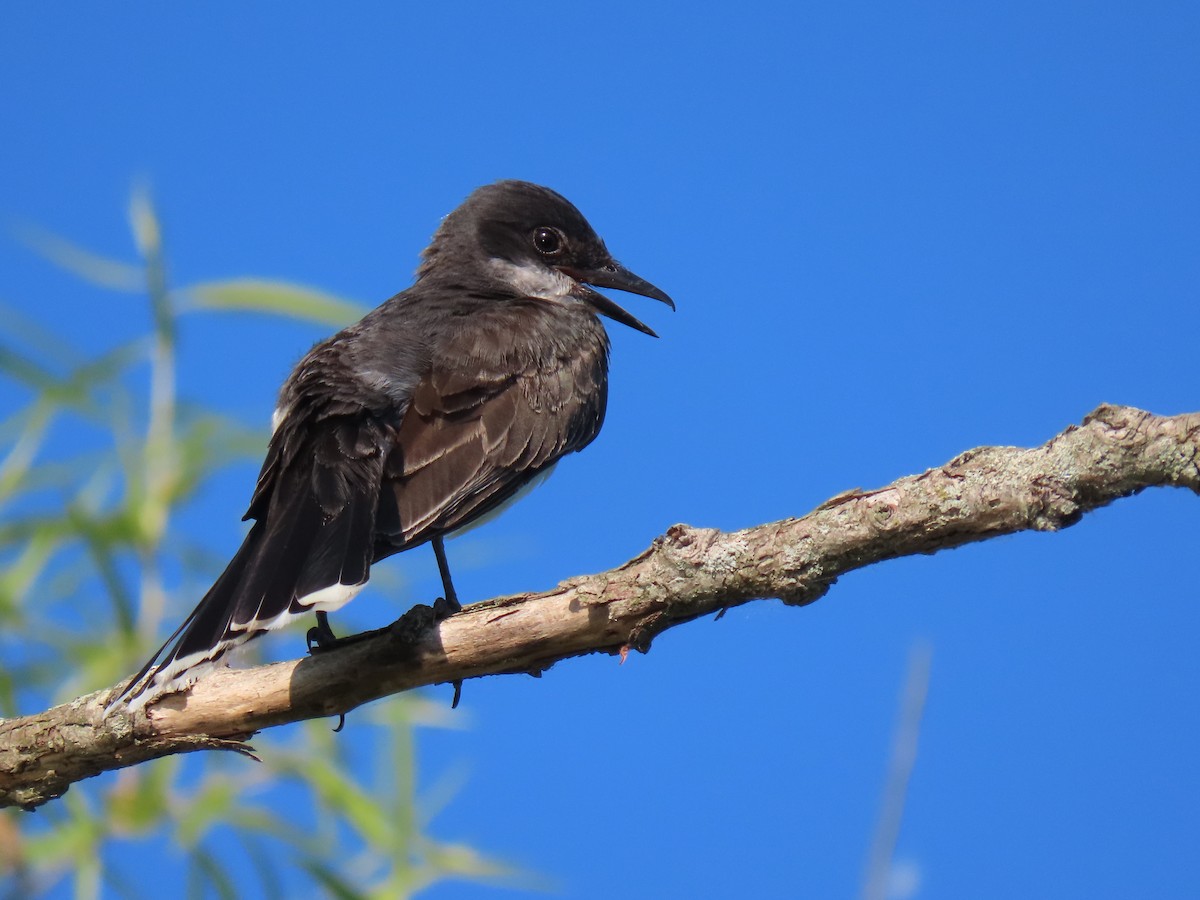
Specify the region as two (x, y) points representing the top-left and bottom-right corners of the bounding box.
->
(307, 611), (339, 653)
(432, 595), (462, 621)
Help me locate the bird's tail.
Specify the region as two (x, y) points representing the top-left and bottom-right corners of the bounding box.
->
(111, 469), (374, 714)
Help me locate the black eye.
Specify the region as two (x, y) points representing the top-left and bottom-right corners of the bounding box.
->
(532, 226), (563, 255)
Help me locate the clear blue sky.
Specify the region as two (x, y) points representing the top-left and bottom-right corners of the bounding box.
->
(3, 3), (1198, 898)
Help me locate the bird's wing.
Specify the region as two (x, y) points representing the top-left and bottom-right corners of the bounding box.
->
(235, 411), (389, 624)
(118, 407), (394, 710)
(375, 322), (608, 554)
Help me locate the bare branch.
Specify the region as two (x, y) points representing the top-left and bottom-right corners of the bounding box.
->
(2, 404), (1197, 810)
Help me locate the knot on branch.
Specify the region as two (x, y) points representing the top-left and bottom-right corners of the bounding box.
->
(1027, 476), (1083, 531)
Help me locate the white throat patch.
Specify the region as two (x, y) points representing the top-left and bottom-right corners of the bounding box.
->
(489, 259), (578, 301)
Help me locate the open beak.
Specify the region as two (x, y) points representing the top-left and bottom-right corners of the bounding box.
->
(561, 262), (675, 337)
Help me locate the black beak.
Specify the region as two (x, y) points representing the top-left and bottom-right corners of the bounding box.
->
(561, 262), (675, 338)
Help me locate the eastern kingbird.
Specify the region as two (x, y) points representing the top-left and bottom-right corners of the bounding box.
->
(116, 180), (673, 712)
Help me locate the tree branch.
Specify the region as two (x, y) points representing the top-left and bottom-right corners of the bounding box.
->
(3, 404), (1197, 810)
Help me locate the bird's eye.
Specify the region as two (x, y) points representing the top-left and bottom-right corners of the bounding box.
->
(532, 226), (563, 255)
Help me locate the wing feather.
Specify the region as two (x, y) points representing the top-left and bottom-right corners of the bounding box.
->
(375, 324), (608, 556)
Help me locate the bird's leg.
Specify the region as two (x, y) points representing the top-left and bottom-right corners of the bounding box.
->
(309, 535), (460, 657)
(431, 535), (462, 619)
(431, 535), (464, 708)
(309, 540), (465, 708)
(306, 611), (338, 652)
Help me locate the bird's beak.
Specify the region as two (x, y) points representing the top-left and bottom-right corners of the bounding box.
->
(561, 263), (675, 338)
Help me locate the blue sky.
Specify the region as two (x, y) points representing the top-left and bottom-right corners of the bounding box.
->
(3, 3), (1198, 898)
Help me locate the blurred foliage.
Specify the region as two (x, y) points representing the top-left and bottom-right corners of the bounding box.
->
(0, 190), (519, 898)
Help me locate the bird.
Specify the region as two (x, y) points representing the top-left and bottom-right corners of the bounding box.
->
(114, 180), (674, 713)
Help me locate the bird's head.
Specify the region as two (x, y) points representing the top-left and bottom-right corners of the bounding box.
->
(419, 180), (675, 336)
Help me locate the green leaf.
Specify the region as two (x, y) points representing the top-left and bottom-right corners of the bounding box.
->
(177, 779), (236, 847)
(127, 183), (162, 262)
(422, 838), (524, 883)
(23, 791), (101, 865)
(0, 336), (142, 415)
(244, 836), (288, 900)
(299, 860), (368, 900)
(129, 185), (175, 346)
(107, 761), (173, 834)
(67, 338), (148, 396)
(0, 402), (54, 505)
(188, 847), (238, 900)
(181, 279), (367, 327)
(276, 751), (392, 850)
(0, 345), (59, 392)
(225, 808), (308, 849)
(10, 222), (143, 291)
(0, 300), (87, 368)
(0, 528), (61, 616)
(168, 413), (265, 506)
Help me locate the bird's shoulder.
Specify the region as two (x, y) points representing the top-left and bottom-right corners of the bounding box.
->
(246, 282), (612, 522)
(378, 293), (612, 545)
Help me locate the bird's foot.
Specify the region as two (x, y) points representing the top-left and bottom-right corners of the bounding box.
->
(434, 599), (463, 709)
(305, 613), (355, 731)
(307, 611), (376, 654)
(388, 602), (438, 644)
(432, 594), (462, 621)
(306, 611), (338, 653)
(384, 598), (463, 710)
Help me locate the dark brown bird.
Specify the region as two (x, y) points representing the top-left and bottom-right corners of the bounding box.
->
(116, 180), (673, 711)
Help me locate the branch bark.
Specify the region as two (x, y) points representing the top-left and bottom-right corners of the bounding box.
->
(3, 404), (1197, 810)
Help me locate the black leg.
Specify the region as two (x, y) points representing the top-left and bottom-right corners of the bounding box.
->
(432, 536), (464, 709)
(307, 611), (338, 652)
(431, 535), (462, 616)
